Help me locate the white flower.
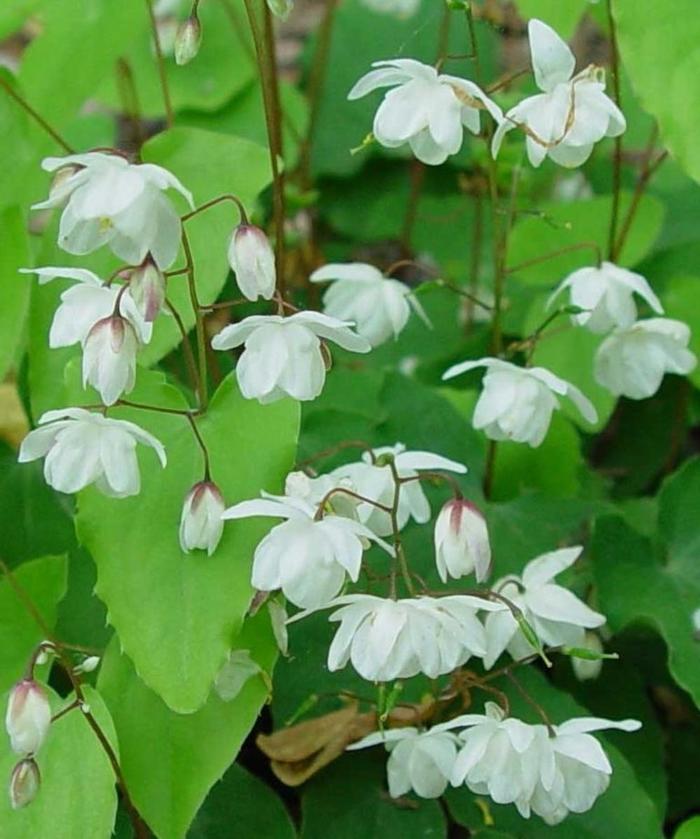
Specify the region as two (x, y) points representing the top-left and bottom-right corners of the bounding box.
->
(348, 727), (459, 798)
(174, 15), (201, 66)
(179, 481), (225, 556)
(9, 759), (41, 810)
(18, 408), (166, 497)
(594, 318), (697, 400)
(571, 631), (604, 682)
(445, 704), (640, 823)
(293, 594), (501, 682)
(310, 262), (428, 347)
(284, 470), (359, 519)
(492, 20), (625, 168)
(483, 547), (605, 668)
(434, 498), (491, 584)
(32, 152), (194, 268)
(529, 717), (641, 824)
(5, 681), (51, 756)
(21, 267), (153, 348)
(210, 311), (371, 403)
(82, 314), (139, 406)
(360, 0), (419, 18)
(228, 224), (276, 301)
(549, 261), (663, 334)
(443, 358), (597, 447)
(128, 259), (166, 322)
(348, 59), (503, 165)
(221, 495), (393, 609)
(331, 444), (467, 537)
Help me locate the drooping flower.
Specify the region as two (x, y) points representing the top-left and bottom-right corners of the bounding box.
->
(18, 408), (166, 497)
(128, 258), (167, 322)
(434, 498), (491, 583)
(32, 152), (194, 268)
(227, 224), (276, 301)
(310, 262), (429, 347)
(82, 314), (139, 406)
(293, 594), (500, 682)
(5, 680), (51, 756)
(21, 267), (152, 348)
(549, 261), (663, 334)
(348, 727), (459, 798)
(442, 358), (597, 447)
(221, 495), (393, 609)
(179, 481), (226, 556)
(482, 547), (605, 668)
(174, 14), (202, 65)
(348, 59), (503, 165)
(330, 444), (467, 537)
(594, 318), (697, 399)
(9, 759), (41, 810)
(210, 311), (371, 403)
(492, 19), (625, 168)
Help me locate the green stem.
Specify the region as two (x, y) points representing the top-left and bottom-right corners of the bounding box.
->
(145, 0), (174, 128)
(606, 0), (622, 259)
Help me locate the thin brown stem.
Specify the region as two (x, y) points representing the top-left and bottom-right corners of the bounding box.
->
(314, 487), (393, 518)
(506, 241), (602, 274)
(606, 0), (622, 258)
(185, 413), (212, 479)
(387, 461), (414, 597)
(295, 440), (374, 470)
(164, 298), (200, 399)
(483, 439), (497, 499)
(397, 471), (464, 499)
(116, 399), (197, 417)
(181, 193), (248, 224)
(145, 0), (174, 128)
(0, 75), (74, 153)
(116, 58), (144, 149)
(505, 670), (555, 736)
(182, 229), (208, 409)
(400, 161), (426, 253)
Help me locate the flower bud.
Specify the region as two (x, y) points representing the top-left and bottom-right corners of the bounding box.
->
(227, 224), (276, 301)
(74, 656), (101, 675)
(266, 0), (294, 20)
(179, 481), (225, 556)
(129, 259), (166, 322)
(9, 759), (41, 810)
(571, 632), (605, 682)
(174, 15), (202, 66)
(5, 680), (51, 756)
(433, 498), (491, 584)
(83, 314), (139, 406)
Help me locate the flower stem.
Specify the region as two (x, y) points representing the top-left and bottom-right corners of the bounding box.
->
(181, 193), (248, 224)
(181, 228), (209, 410)
(0, 75), (74, 153)
(145, 0), (174, 129)
(506, 240), (602, 274)
(606, 0), (622, 259)
(165, 298), (200, 400)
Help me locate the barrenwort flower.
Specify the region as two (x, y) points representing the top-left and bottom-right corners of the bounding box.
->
(227, 224), (276, 301)
(82, 313), (139, 406)
(5, 680), (51, 756)
(434, 498), (491, 584)
(179, 481), (226, 556)
(9, 759), (41, 810)
(174, 15), (202, 65)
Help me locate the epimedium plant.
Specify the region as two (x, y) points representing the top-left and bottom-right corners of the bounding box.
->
(1, 0), (700, 838)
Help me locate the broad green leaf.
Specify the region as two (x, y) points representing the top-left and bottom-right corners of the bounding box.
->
(19, 0), (147, 128)
(613, 0), (700, 185)
(301, 750), (447, 839)
(657, 457), (700, 580)
(189, 762), (296, 839)
(491, 413), (583, 501)
(140, 126), (271, 365)
(675, 817), (700, 839)
(0, 686), (118, 839)
(0, 554), (67, 692)
(592, 472), (700, 708)
(74, 368), (299, 712)
(0, 206), (31, 380)
(98, 613), (277, 839)
(507, 193), (665, 287)
(97, 1), (254, 118)
(445, 669), (663, 838)
(512, 0), (589, 38)
(0, 443), (75, 565)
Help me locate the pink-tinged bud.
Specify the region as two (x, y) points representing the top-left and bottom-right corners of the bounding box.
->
(9, 759), (41, 810)
(433, 498), (491, 584)
(5, 680), (51, 756)
(83, 314), (139, 406)
(129, 259), (166, 322)
(179, 481), (225, 556)
(174, 15), (202, 66)
(227, 224), (276, 301)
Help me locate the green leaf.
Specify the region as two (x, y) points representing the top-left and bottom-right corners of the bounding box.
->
(507, 193), (665, 287)
(19, 0), (147, 129)
(74, 368), (299, 713)
(301, 750), (447, 839)
(0, 686), (118, 839)
(140, 126), (271, 365)
(613, 0), (700, 184)
(675, 817), (700, 839)
(96, 1), (255, 118)
(98, 614), (277, 839)
(0, 555), (67, 692)
(445, 669), (663, 838)
(0, 206), (31, 380)
(189, 763), (296, 839)
(591, 463), (700, 708)
(512, 0), (590, 38)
